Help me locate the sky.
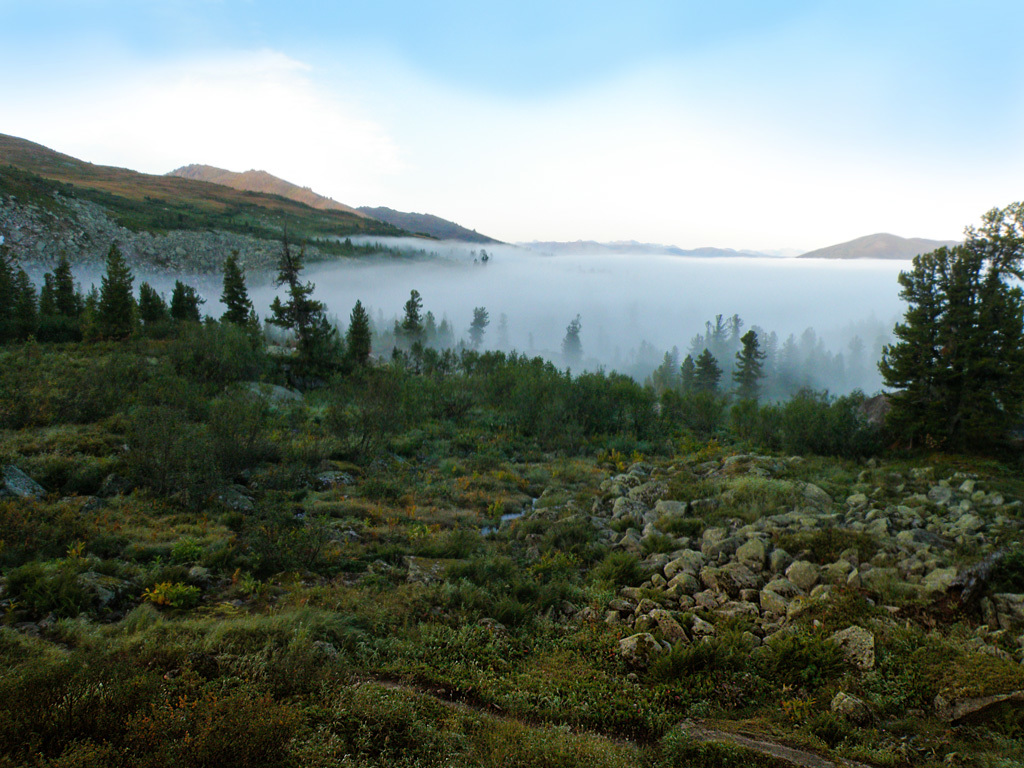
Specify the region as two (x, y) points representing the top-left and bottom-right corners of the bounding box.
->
(4, 1), (1024, 250)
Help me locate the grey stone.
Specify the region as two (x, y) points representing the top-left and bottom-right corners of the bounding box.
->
(736, 538), (767, 570)
(618, 633), (665, 666)
(830, 626), (875, 670)
(1, 465), (46, 499)
(655, 500), (688, 517)
(831, 691), (871, 724)
(759, 588), (790, 615)
(649, 609), (689, 643)
(785, 560), (820, 592)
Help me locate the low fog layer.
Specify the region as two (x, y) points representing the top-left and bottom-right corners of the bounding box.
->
(68, 239), (907, 395)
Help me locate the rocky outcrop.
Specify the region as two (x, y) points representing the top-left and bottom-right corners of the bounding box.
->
(1, 465), (46, 499)
(0, 194), (341, 273)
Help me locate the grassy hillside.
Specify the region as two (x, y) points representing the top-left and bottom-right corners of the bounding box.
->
(798, 233), (959, 260)
(0, 134), (404, 246)
(168, 164), (370, 219)
(358, 205), (501, 243)
(2, 327), (1024, 766)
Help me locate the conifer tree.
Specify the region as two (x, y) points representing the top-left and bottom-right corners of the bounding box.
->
(138, 282), (169, 326)
(733, 330), (766, 401)
(880, 205), (1024, 448)
(268, 234), (338, 362)
(96, 242), (136, 339)
(562, 314), (582, 366)
(170, 280), (204, 323)
(468, 306), (489, 349)
(220, 250), (257, 327)
(345, 299), (372, 366)
(399, 289), (424, 345)
(13, 267), (38, 339)
(680, 354), (696, 393)
(0, 246), (15, 341)
(693, 349), (722, 393)
(38, 272), (57, 318)
(51, 254), (81, 319)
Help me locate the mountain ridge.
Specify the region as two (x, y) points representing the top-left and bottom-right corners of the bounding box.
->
(798, 232), (959, 260)
(168, 164), (370, 219)
(357, 206), (501, 243)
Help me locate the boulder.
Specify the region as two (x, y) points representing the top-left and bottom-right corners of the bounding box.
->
(1, 465), (46, 499)
(785, 561), (820, 592)
(768, 548), (793, 574)
(618, 632), (665, 667)
(736, 538), (767, 570)
(241, 381), (303, 405)
(649, 609), (690, 643)
(654, 500), (688, 517)
(922, 566), (958, 596)
(831, 691), (871, 724)
(830, 626), (875, 670)
(759, 588), (790, 616)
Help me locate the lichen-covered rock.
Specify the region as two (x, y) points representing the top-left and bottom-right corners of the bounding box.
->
(649, 609), (689, 643)
(830, 626), (875, 670)
(736, 538), (767, 570)
(618, 632), (665, 666)
(785, 560), (820, 592)
(831, 691), (871, 724)
(759, 588), (790, 615)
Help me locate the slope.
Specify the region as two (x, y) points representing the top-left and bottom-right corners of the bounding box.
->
(0, 133), (400, 243)
(168, 164), (369, 219)
(798, 233), (959, 260)
(358, 206), (501, 243)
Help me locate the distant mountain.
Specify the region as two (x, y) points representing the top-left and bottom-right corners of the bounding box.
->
(519, 240), (779, 258)
(798, 233), (958, 260)
(0, 133), (402, 271)
(168, 164), (369, 218)
(358, 206), (500, 243)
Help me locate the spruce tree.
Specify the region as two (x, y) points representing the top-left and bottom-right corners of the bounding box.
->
(220, 251), (257, 326)
(733, 330), (766, 401)
(345, 299), (372, 366)
(170, 280), (204, 323)
(52, 254), (81, 319)
(138, 282), (169, 326)
(38, 272), (57, 318)
(0, 246), (14, 341)
(13, 267), (38, 340)
(562, 315), (582, 366)
(97, 242), (136, 339)
(268, 234), (338, 362)
(680, 354), (696, 393)
(399, 289), (424, 345)
(693, 349), (722, 393)
(880, 203), (1024, 448)
(468, 306), (489, 349)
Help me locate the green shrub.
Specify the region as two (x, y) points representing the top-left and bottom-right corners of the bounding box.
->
(762, 631), (845, 690)
(641, 532), (677, 555)
(170, 538), (203, 564)
(168, 322), (267, 385)
(590, 551), (641, 587)
(7, 560), (98, 619)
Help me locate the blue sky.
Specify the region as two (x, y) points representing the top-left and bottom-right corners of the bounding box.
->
(4, 1), (1024, 249)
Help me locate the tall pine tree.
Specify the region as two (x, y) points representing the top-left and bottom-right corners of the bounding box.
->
(268, 234), (338, 363)
(733, 330), (766, 401)
(693, 349), (722, 393)
(220, 250), (257, 327)
(880, 203), (1024, 448)
(345, 299), (372, 366)
(97, 242), (136, 339)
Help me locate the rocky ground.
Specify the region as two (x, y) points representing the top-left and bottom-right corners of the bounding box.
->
(0, 193), (337, 272)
